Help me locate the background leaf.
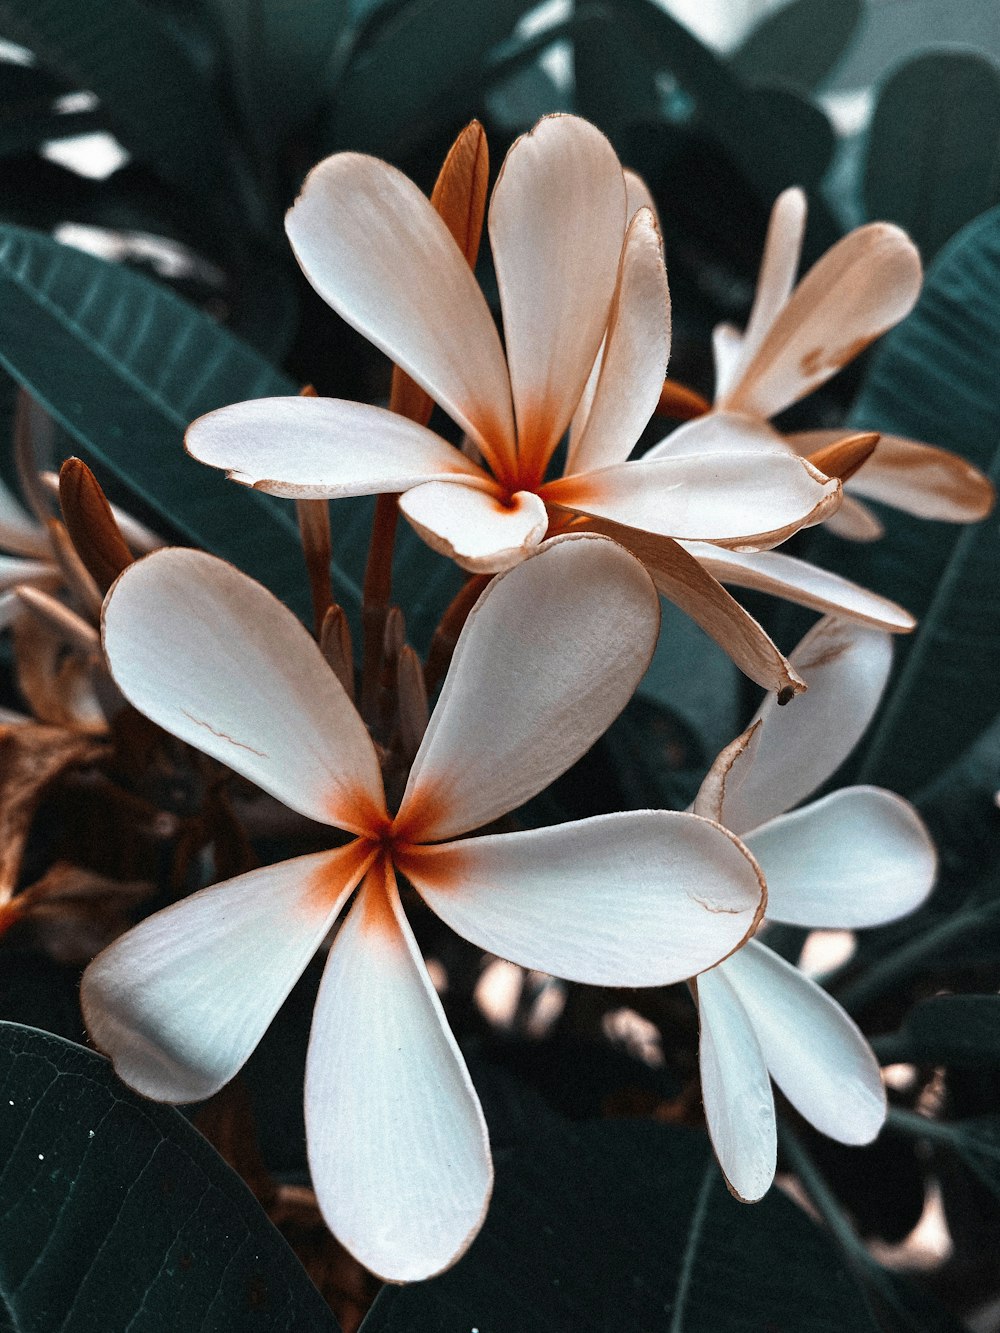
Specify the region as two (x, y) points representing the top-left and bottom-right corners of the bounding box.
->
(0, 0), (255, 231)
(0, 224), (458, 646)
(0, 1021), (340, 1332)
(864, 50), (1000, 262)
(204, 0), (351, 160)
(876, 995), (1000, 1068)
(330, 0), (537, 155)
(362, 1115), (881, 1331)
(729, 0), (862, 92)
(802, 205), (1000, 795)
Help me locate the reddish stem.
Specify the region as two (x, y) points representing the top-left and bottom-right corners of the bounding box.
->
(360, 494), (400, 721)
(424, 574), (490, 694)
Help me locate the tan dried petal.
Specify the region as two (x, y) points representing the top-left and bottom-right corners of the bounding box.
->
(0, 724), (108, 902)
(655, 377), (712, 421)
(58, 458), (135, 594)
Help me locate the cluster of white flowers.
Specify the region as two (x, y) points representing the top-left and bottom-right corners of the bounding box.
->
(70, 115), (981, 1282)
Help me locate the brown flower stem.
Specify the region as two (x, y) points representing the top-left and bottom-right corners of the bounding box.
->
(424, 574), (490, 694)
(360, 493), (400, 722)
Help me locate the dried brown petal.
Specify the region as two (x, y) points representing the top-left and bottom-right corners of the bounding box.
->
(4, 860), (153, 962)
(655, 377), (712, 420)
(58, 457), (135, 594)
(805, 431), (879, 484)
(0, 723), (108, 902)
(13, 610), (107, 732)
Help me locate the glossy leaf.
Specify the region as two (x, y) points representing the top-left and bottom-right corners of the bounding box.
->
(806, 207), (1000, 795)
(893, 1110), (1000, 1207)
(864, 51), (1000, 262)
(636, 596), (741, 766)
(362, 1117), (880, 1332)
(879, 995), (1000, 1069)
(205, 0), (351, 157)
(730, 0), (862, 91)
(331, 0), (538, 154)
(573, 7), (660, 151)
(593, 0), (841, 244)
(0, 1022), (340, 1331)
(0, 0), (251, 228)
(0, 224), (457, 641)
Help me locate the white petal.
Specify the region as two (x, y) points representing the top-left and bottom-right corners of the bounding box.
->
(81, 844), (372, 1102)
(684, 541), (915, 631)
(789, 429), (995, 526)
(644, 410), (796, 461)
(722, 940), (886, 1144)
(719, 616), (894, 836)
(399, 481), (548, 573)
(693, 720), (761, 825)
(847, 435), (994, 523)
(696, 965), (776, 1202)
(712, 324), (745, 402)
(399, 811), (765, 985)
(744, 787), (936, 928)
(543, 450), (840, 549)
(186, 396), (487, 499)
(727, 187), (807, 394)
(722, 223), (922, 420)
(567, 338), (604, 454)
(103, 549), (385, 832)
(583, 521), (805, 695)
(286, 152), (515, 472)
(306, 863), (491, 1283)
(824, 494), (885, 541)
(490, 115), (626, 478)
(396, 534), (659, 841)
(565, 208), (671, 476)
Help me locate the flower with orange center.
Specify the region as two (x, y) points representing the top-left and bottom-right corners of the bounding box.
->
(711, 187), (994, 540)
(81, 534), (766, 1282)
(186, 115), (840, 584)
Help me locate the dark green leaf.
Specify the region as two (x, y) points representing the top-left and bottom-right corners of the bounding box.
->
(744, 83), (836, 188)
(0, 223), (458, 644)
(730, 0), (862, 91)
(806, 207), (1000, 795)
(331, 0), (538, 155)
(204, 0), (350, 158)
(636, 596), (741, 762)
(596, 0), (842, 242)
(573, 5), (661, 150)
(892, 1110), (1000, 1207)
(0, 106), (106, 158)
(864, 51), (1000, 262)
(362, 1117), (879, 1331)
(916, 711), (1000, 876)
(877, 995), (1000, 1068)
(0, 0), (255, 231)
(0, 1022), (340, 1331)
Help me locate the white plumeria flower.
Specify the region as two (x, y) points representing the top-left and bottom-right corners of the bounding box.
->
(702, 187), (993, 543)
(187, 115), (839, 583)
(81, 534), (766, 1282)
(689, 615), (937, 1202)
